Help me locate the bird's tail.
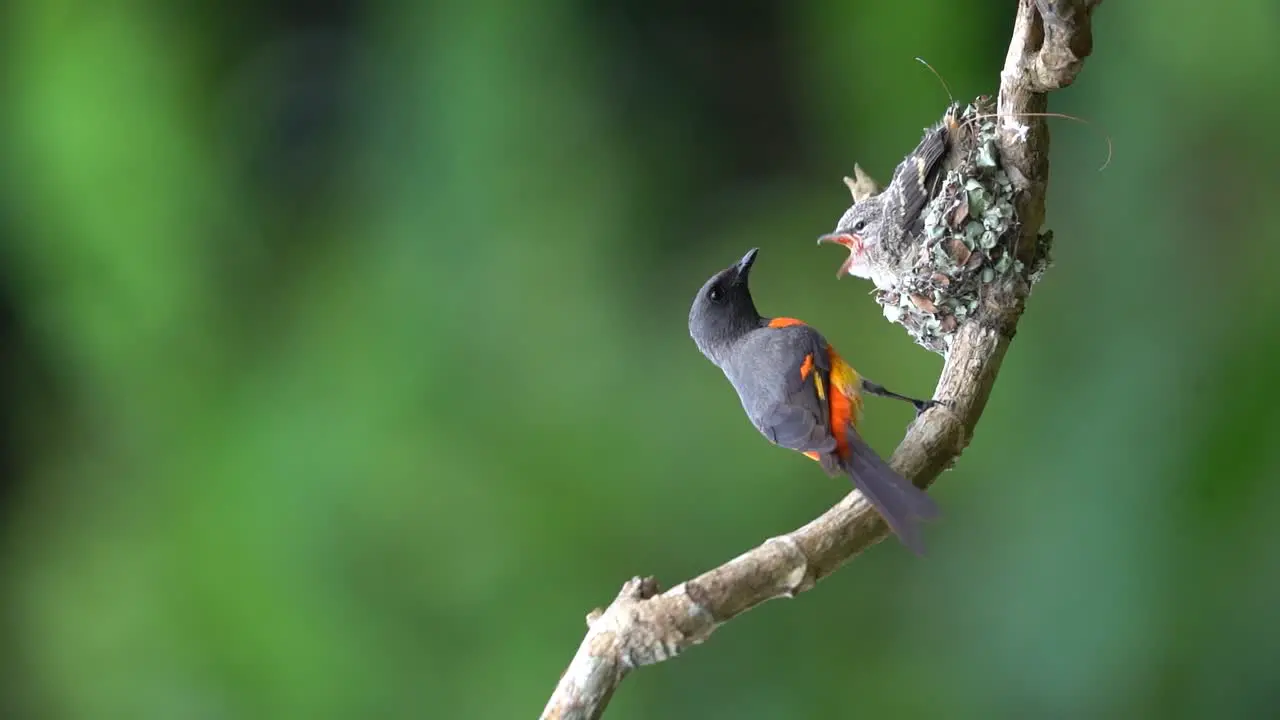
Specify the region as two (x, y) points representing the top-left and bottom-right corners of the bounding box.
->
(840, 429), (940, 556)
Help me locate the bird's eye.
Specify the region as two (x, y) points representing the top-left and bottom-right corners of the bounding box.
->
(852, 219), (867, 232)
(708, 285), (724, 303)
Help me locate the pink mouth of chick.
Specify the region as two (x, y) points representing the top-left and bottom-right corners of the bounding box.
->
(818, 233), (866, 278)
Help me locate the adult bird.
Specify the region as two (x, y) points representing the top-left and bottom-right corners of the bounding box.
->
(688, 248), (941, 554)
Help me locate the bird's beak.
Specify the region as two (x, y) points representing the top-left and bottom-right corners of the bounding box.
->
(816, 233), (863, 279)
(816, 232), (859, 249)
(734, 248), (758, 280)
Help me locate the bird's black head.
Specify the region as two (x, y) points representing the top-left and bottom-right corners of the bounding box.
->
(688, 248), (763, 365)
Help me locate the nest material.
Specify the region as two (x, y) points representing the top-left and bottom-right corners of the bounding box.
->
(876, 99), (1054, 354)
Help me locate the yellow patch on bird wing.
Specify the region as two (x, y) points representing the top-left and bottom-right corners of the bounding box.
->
(826, 352), (865, 429)
(800, 352), (827, 402)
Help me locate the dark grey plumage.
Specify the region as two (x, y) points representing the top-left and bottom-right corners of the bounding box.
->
(688, 248), (940, 555)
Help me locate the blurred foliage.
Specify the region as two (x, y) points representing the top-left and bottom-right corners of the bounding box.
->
(2, 0), (1279, 718)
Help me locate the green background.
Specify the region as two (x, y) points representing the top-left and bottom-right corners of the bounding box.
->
(2, 1), (1277, 718)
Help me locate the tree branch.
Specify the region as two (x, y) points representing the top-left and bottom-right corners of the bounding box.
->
(541, 2), (1102, 717)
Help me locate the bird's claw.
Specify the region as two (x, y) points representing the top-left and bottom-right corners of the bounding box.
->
(912, 398), (949, 418)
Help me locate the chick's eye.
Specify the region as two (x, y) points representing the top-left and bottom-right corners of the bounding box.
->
(852, 219), (867, 232)
(708, 285), (724, 302)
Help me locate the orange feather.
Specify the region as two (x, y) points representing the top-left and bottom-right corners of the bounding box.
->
(793, 344), (864, 465)
(824, 345), (864, 461)
(767, 317), (807, 329)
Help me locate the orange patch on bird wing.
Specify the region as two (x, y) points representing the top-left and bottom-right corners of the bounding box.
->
(827, 382), (854, 460)
(768, 317), (807, 329)
(802, 451), (820, 462)
(824, 345), (865, 459)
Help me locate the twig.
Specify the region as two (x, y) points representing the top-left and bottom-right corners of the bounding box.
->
(540, 2), (1102, 717)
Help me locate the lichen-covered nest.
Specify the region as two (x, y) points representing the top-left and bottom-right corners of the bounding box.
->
(876, 99), (1053, 354)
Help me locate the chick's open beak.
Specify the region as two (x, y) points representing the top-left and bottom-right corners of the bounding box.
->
(816, 233), (864, 278)
(816, 232), (859, 249)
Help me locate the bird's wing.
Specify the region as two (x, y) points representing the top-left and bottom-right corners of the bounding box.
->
(753, 328), (837, 455)
(890, 124), (951, 229)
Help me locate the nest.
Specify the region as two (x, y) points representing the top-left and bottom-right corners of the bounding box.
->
(875, 99), (1053, 354)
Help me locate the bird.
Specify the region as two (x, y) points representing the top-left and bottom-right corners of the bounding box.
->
(688, 247), (941, 554)
(817, 106), (962, 289)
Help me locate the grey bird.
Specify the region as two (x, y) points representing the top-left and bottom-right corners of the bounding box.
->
(818, 107), (962, 290)
(688, 248), (941, 554)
